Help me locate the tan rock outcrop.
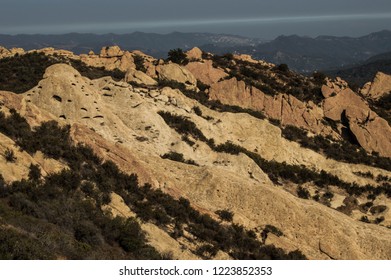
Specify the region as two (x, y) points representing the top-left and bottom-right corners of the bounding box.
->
(323, 87), (391, 157)
(185, 60), (228, 86)
(209, 77), (330, 135)
(80, 48), (136, 72)
(323, 88), (368, 121)
(3, 60), (391, 259)
(186, 47), (203, 61)
(361, 72), (391, 99)
(0, 46), (25, 59)
(0, 46), (11, 58)
(125, 68), (157, 86)
(100, 46), (124, 58)
(345, 106), (391, 157)
(233, 54), (258, 64)
(156, 63), (197, 89)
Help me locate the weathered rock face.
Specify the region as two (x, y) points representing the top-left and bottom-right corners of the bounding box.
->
(80, 48), (136, 72)
(156, 63), (197, 89)
(186, 47), (203, 61)
(345, 106), (391, 157)
(323, 88), (368, 121)
(361, 72), (391, 99)
(185, 60), (228, 86)
(1, 61), (390, 259)
(323, 86), (391, 157)
(0, 46), (25, 59)
(125, 68), (158, 86)
(100, 46), (124, 58)
(25, 64), (103, 122)
(209, 77), (331, 135)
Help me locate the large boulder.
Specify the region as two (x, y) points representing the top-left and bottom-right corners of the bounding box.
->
(323, 87), (391, 157)
(185, 60), (228, 86)
(323, 88), (368, 121)
(156, 63), (197, 90)
(345, 106), (391, 157)
(186, 47), (203, 61)
(125, 69), (158, 86)
(100, 46), (124, 58)
(361, 72), (391, 100)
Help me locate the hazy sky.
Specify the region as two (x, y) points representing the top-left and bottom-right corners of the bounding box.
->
(1, 0), (391, 38)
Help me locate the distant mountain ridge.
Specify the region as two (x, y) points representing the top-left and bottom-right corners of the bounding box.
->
(0, 32), (263, 58)
(233, 30), (391, 73)
(1, 30), (391, 73)
(326, 51), (391, 87)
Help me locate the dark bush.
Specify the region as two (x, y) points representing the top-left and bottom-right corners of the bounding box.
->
(167, 48), (188, 65)
(28, 164), (41, 182)
(3, 148), (16, 162)
(215, 209), (234, 222)
(0, 52), (125, 94)
(161, 151), (198, 166)
(133, 54), (147, 72)
(297, 186), (310, 199)
(276, 63), (289, 73)
(158, 111), (208, 142)
(264, 225), (284, 237)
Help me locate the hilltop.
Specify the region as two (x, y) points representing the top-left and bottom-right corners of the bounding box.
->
(0, 46), (391, 260)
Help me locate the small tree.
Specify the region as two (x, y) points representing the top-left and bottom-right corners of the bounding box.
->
(297, 186), (310, 199)
(167, 48), (188, 65)
(276, 63), (289, 73)
(28, 164), (41, 182)
(3, 148), (16, 162)
(133, 54), (147, 72)
(215, 209), (234, 222)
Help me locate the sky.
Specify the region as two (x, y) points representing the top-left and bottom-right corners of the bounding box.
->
(1, 0), (391, 39)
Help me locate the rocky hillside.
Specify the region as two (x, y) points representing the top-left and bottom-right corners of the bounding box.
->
(0, 46), (391, 260)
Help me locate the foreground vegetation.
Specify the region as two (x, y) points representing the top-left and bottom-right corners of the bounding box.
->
(158, 111), (391, 201)
(0, 109), (305, 259)
(0, 52), (124, 93)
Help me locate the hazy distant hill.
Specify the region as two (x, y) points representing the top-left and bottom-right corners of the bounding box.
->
(232, 30), (391, 73)
(326, 51), (391, 87)
(0, 32), (262, 58)
(1, 30), (391, 74)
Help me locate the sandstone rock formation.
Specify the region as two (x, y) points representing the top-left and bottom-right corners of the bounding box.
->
(0, 46), (25, 59)
(323, 86), (391, 157)
(79, 46), (136, 72)
(209, 77), (332, 135)
(2, 48), (391, 260)
(323, 88), (368, 121)
(186, 47), (203, 61)
(156, 63), (197, 89)
(345, 107), (391, 157)
(125, 68), (158, 86)
(185, 60), (228, 86)
(100, 46), (124, 58)
(361, 72), (391, 99)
